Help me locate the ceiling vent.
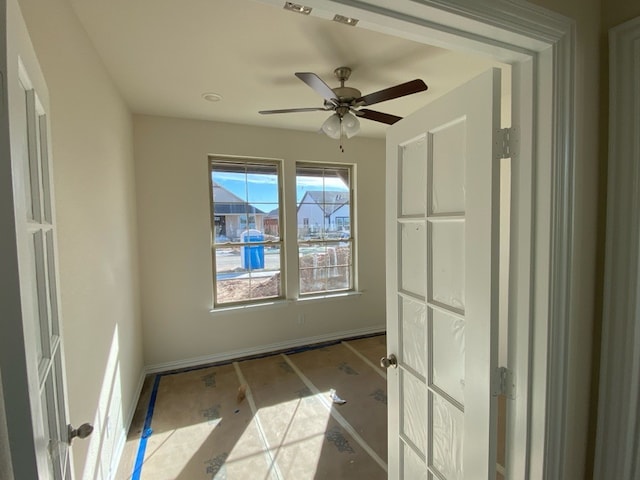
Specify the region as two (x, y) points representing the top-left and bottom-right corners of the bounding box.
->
(283, 2), (312, 15)
(333, 14), (358, 26)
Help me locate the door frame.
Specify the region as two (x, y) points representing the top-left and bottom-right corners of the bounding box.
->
(0, 0), (577, 478)
(256, 0), (575, 477)
(594, 15), (640, 479)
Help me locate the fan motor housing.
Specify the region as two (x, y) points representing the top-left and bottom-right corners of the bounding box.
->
(332, 86), (362, 103)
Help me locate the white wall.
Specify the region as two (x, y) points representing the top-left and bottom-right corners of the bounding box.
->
(134, 115), (386, 367)
(15, 0), (143, 478)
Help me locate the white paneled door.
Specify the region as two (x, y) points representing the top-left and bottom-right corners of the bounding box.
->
(385, 69), (501, 479)
(7, 46), (76, 480)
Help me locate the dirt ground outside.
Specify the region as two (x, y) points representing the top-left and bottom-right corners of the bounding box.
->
(216, 246), (351, 304)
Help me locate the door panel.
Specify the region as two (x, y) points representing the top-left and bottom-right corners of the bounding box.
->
(431, 391), (464, 479)
(429, 221), (465, 312)
(430, 120), (466, 215)
(400, 298), (427, 377)
(400, 222), (426, 296)
(400, 137), (427, 216)
(431, 308), (465, 406)
(386, 68), (501, 479)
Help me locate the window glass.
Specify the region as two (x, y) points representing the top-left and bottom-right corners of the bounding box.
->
(296, 164), (353, 295)
(210, 160), (282, 305)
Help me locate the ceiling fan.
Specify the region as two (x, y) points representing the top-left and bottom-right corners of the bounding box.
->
(259, 67), (428, 150)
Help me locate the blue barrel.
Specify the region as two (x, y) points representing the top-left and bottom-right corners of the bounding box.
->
(241, 230), (264, 269)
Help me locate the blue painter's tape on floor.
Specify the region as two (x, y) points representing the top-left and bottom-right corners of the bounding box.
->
(131, 374), (161, 480)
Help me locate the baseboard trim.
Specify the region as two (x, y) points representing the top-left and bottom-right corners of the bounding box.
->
(145, 325), (386, 375)
(108, 368), (146, 480)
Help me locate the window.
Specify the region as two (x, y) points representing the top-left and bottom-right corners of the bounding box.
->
(209, 158), (354, 306)
(210, 159), (282, 306)
(296, 164), (353, 295)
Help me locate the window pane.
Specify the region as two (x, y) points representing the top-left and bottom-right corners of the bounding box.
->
(298, 242), (352, 294)
(214, 246), (282, 304)
(211, 162), (281, 244)
(296, 166), (350, 241)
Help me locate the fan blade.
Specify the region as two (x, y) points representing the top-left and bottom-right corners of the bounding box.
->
(259, 107), (330, 114)
(356, 79), (428, 106)
(295, 72), (338, 104)
(356, 108), (402, 125)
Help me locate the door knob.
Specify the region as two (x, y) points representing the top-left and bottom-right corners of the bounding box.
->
(68, 423), (94, 444)
(380, 354), (398, 369)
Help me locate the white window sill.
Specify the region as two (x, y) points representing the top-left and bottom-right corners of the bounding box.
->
(209, 291), (362, 314)
(296, 291), (362, 303)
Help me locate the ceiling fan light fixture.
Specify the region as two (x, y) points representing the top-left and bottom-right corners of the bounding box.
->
(342, 112), (360, 138)
(321, 113), (342, 139)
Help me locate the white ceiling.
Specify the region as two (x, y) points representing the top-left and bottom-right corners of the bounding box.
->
(68, 0), (506, 138)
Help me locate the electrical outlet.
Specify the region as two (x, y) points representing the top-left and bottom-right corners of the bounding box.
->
(298, 313), (305, 325)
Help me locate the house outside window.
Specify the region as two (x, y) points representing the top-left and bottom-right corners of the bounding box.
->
(335, 217), (350, 231)
(209, 158), (354, 306)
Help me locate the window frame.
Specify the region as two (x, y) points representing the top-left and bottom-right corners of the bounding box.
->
(209, 157), (356, 308)
(209, 156), (285, 308)
(295, 162), (355, 297)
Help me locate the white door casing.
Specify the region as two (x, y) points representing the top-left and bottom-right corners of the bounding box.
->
(595, 15), (640, 480)
(3, 2), (74, 478)
(385, 68), (501, 479)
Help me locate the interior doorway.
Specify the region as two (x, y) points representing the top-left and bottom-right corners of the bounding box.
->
(2, 0), (577, 478)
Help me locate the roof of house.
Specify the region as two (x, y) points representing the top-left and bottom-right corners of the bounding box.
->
(212, 183), (265, 215)
(265, 207), (279, 219)
(298, 190), (349, 216)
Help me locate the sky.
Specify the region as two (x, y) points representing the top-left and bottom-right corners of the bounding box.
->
(212, 171), (348, 208)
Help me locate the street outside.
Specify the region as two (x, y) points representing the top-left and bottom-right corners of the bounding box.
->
(215, 247), (282, 277)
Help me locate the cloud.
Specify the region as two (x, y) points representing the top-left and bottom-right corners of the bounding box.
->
(212, 172), (278, 185)
(296, 177), (348, 190)
(213, 170), (348, 205)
